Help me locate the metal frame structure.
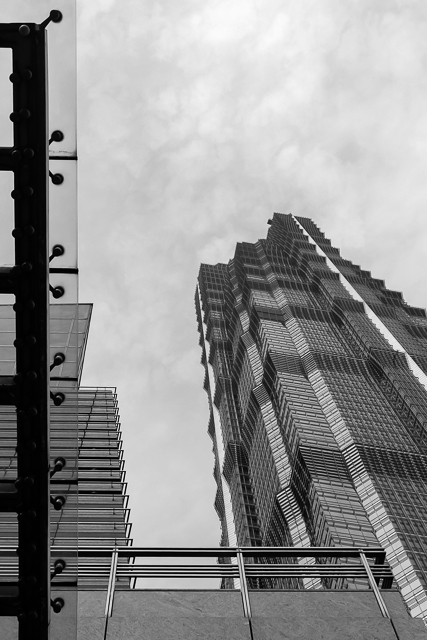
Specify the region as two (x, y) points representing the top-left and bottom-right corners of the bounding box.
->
(0, 11), (64, 639)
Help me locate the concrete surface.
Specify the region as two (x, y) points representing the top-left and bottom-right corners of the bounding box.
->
(1, 587), (426, 639)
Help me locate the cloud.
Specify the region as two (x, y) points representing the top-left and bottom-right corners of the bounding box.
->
(74, 0), (427, 550)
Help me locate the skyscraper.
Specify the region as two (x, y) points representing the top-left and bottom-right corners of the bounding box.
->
(196, 213), (427, 619)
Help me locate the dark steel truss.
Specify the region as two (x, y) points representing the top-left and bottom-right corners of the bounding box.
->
(0, 11), (63, 640)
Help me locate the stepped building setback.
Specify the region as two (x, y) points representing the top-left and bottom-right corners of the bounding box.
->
(0, 303), (132, 638)
(196, 213), (427, 620)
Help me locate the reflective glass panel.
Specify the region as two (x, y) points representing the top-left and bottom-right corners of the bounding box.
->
(0, 3), (78, 638)
(0, 172), (14, 269)
(0, 48), (13, 146)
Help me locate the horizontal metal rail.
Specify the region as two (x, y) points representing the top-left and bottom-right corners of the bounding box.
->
(0, 545), (392, 569)
(0, 544), (388, 560)
(41, 545), (388, 559)
(112, 566), (392, 578)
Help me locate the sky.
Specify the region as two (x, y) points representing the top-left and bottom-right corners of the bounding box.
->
(77, 0), (427, 546)
(75, 0), (427, 553)
(2, 0), (427, 558)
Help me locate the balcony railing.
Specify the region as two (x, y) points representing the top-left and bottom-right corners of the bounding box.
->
(0, 545), (396, 627)
(45, 546), (395, 622)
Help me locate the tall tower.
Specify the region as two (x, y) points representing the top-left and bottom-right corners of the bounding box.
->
(196, 213), (427, 619)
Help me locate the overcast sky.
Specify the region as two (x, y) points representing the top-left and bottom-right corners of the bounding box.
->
(76, 0), (427, 551)
(3, 0), (427, 556)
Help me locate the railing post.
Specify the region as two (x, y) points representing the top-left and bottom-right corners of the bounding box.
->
(104, 547), (119, 639)
(359, 550), (390, 618)
(236, 547), (252, 620)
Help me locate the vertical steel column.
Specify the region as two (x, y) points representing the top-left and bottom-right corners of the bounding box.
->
(104, 548), (118, 640)
(105, 547), (119, 618)
(359, 550), (390, 618)
(15, 24), (50, 640)
(236, 548), (252, 620)
(0, 14), (56, 639)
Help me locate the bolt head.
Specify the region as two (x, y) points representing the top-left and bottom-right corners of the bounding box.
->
(51, 173), (64, 185)
(50, 10), (63, 23)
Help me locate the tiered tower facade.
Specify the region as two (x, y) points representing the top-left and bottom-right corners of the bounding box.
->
(196, 213), (427, 618)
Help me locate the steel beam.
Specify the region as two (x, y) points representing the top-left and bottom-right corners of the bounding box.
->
(0, 17), (51, 639)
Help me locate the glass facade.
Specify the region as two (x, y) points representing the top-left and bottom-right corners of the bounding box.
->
(0, 303), (132, 591)
(196, 213), (427, 617)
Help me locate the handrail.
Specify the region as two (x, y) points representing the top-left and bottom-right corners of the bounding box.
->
(48, 545), (389, 559)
